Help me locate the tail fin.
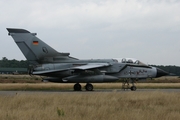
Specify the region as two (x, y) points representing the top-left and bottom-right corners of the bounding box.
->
(7, 28), (77, 64)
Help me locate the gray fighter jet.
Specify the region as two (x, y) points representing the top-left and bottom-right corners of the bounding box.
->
(7, 28), (168, 91)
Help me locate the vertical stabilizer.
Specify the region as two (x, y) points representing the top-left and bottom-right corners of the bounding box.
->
(7, 28), (77, 64)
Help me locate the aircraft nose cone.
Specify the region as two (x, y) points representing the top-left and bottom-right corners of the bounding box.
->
(156, 68), (169, 77)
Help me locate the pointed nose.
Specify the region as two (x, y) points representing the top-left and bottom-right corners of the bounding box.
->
(156, 68), (169, 77)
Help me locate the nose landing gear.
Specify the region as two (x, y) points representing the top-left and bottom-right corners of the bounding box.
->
(122, 79), (137, 91)
(130, 86), (137, 91)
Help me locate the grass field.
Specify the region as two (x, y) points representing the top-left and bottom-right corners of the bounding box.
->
(0, 92), (180, 120)
(0, 75), (180, 83)
(0, 75), (41, 83)
(0, 75), (180, 119)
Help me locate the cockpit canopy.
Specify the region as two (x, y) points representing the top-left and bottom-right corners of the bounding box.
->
(113, 58), (147, 66)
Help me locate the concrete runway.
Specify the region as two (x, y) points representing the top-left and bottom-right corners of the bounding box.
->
(0, 89), (180, 96)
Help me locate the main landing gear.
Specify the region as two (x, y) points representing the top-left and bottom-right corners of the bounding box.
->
(74, 83), (93, 91)
(74, 83), (82, 91)
(122, 79), (137, 91)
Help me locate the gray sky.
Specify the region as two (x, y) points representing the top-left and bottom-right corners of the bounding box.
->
(0, 0), (180, 66)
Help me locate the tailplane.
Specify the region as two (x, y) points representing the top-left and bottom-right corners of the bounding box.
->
(7, 28), (77, 64)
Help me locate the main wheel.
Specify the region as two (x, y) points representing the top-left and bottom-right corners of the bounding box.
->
(85, 83), (93, 91)
(130, 86), (137, 91)
(74, 83), (82, 91)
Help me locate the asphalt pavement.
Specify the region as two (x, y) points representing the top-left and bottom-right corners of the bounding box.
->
(0, 89), (180, 96)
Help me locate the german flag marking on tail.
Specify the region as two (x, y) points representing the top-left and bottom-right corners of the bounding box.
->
(33, 41), (38, 45)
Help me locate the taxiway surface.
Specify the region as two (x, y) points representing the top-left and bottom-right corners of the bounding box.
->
(0, 89), (180, 96)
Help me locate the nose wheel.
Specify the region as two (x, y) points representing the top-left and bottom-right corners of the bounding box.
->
(130, 86), (136, 91)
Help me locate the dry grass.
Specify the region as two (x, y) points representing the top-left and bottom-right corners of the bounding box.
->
(1, 75), (180, 83)
(147, 76), (180, 83)
(0, 75), (41, 83)
(0, 83), (74, 91)
(0, 92), (180, 120)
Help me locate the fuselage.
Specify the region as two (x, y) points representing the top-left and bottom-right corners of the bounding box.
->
(33, 58), (158, 83)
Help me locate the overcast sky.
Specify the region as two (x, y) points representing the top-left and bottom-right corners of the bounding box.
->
(0, 0), (180, 66)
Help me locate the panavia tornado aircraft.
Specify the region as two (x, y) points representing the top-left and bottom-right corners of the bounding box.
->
(7, 28), (169, 91)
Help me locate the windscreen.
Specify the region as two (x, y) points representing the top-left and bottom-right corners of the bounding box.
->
(113, 58), (147, 66)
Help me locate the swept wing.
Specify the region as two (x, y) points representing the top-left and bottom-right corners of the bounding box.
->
(33, 63), (110, 75)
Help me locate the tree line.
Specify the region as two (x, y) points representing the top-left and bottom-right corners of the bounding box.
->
(0, 57), (28, 68)
(0, 57), (180, 76)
